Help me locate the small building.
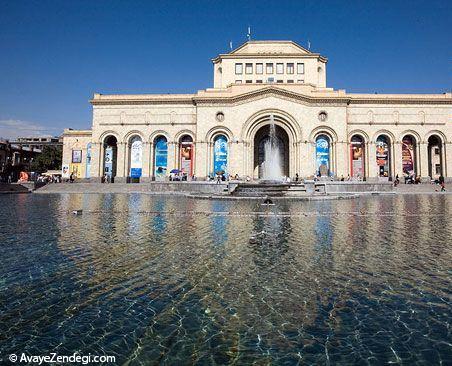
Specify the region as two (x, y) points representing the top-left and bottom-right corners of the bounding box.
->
(62, 40), (452, 182)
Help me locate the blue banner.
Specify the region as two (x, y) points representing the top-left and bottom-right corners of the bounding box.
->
(154, 136), (168, 178)
(316, 136), (330, 175)
(213, 135), (228, 174)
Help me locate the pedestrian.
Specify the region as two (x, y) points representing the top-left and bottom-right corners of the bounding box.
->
(69, 172), (74, 183)
(216, 174), (221, 184)
(295, 173), (299, 182)
(439, 175), (446, 192)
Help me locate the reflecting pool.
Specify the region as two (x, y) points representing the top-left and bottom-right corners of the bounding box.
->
(0, 194), (451, 365)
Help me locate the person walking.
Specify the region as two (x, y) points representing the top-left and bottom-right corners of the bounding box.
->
(439, 175), (446, 192)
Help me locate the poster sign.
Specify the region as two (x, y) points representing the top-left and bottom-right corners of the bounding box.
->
(376, 138), (389, 176)
(154, 137), (168, 179)
(181, 144), (192, 175)
(351, 142), (364, 177)
(62, 164), (70, 179)
(213, 135), (228, 174)
(316, 136), (330, 176)
(130, 140), (142, 178)
(104, 146), (113, 177)
(402, 137), (414, 174)
(72, 150), (82, 163)
(85, 143), (92, 178)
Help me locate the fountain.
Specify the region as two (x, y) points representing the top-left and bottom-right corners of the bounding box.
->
(262, 115), (283, 181)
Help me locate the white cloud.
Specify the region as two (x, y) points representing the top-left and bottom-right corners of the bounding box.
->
(0, 119), (62, 140)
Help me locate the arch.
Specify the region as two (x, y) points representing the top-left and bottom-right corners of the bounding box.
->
(149, 130), (171, 143)
(153, 135), (168, 180)
(124, 130), (145, 144)
(212, 134), (229, 175)
(401, 134), (418, 176)
(424, 130), (447, 144)
(427, 134), (444, 178)
(174, 129), (195, 143)
(399, 130), (421, 143)
(102, 134), (118, 182)
(99, 130), (120, 144)
(205, 126), (234, 142)
(348, 130), (370, 143)
(372, 130), (396, 143)
(375, 134), (392, 179)
(350, 134), (366, 179)
(241, 109), (301, 142)
(254, 123), (289, 179)
(127, 135), (143, 181)
(315, 133), (332, 177)
(178, 134), (194, 176)
(309, 126), (338, 143)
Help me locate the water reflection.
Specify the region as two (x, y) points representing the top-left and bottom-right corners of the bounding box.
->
(0, 194), (451, 365)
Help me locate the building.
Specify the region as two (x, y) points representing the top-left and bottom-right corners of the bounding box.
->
(11, 135), (62, 150)
(0, 139), (42, 182)
(62, 40), (451, 182)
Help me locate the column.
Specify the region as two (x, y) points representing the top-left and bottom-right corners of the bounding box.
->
(419, 141), (429, 179)
(393, 141), (403, 178)
(141, 141), (151, 180)
(368, 142), (378, 181)
(90, 142), (101, 181)
(167, 142), (177, 173)
(116, 142), (126, 180)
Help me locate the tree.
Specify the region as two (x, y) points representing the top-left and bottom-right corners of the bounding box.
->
(30, 146), (62, 173)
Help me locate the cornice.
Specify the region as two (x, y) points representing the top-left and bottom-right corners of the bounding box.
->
(90, 88), (452, 107)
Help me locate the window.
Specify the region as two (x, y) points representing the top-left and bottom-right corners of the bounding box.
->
(235, 80), (242, 84)
(297, 63), (305, 74)
(297, 79), (304, 83)
(276, 63), (284, 74)
(256, 63), (263, 74)
(435, 164), (441, 174)
(435, 148), (440, 155)
(287, 63), (294, 74)
(287, 79), (294, 83)
(245, 80), (252, 83)
(256, 80), (263, 83)
(266, 63), (273, 74)
(235, 63), (243, 75)
(267, 77), (275, 83)
(277, 79), (283, 83)
(245, 63), (253, 74)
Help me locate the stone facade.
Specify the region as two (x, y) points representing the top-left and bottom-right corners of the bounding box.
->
(62, 40), (452, 182)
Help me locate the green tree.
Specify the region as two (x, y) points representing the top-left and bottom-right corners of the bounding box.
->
(30, 146), (62, 173)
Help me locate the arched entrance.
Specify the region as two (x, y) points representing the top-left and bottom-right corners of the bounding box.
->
(350, 135), (365, 179)
(428, 135), (443, 178)
(315, 134), (332, 177)
(254, 124), (289, 179)
(212, 134), (228, 175)
(376, 135), (392, 179)
(153, 135), (168, 180)
(103, 135), (117, 182)
(179, 135), (194, 176)
(402, 135), (417, 176)
(128, 135), (143, 182)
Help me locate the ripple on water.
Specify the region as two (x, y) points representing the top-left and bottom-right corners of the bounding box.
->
(0, 193), (451, 365)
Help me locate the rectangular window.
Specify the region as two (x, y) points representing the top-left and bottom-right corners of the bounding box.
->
(266, 63), (273, 74)
(235, 80), (242, 84)
(276, 63), (284, 74)
(256, 79), (263, 83)
(435, 164), (441, 174)
(435, 148), (440, 155)
(276, 79), (283, 83)
(297, 79), (304, 83)
(235, 63), (243, 75)
(256, 63), (263, 74)
(287, 79), (294, 83)
(245, 63), (253, 74)
(267, 77), (275, 83)
(245, 80), (252, 83)
(287, 63), (294, 74)
(297, 63), (305, 74)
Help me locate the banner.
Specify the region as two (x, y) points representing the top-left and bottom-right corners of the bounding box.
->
(351, 142), (364, 177)
(181, 144), (192, 175)
(154, 137), (168, 179)
(104, 146), (114, 177)
(376, 138), (389, 176)
(130, 139), (142, 178)
(402, 137), (414, 174)
(85, 144), (92, 178)
(72, 150), (82, 163)
(316, 136), (330, 176)
(62, 164), (70, 179)
(213, 135), (228, 174)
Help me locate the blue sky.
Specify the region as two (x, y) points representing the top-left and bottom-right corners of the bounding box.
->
(0, 0), (451, 139)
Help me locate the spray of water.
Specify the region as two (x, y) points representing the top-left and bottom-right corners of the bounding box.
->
(262, 115), (283, 181)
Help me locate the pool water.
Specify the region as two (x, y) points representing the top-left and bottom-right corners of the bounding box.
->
(0, 194), (451, 365)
